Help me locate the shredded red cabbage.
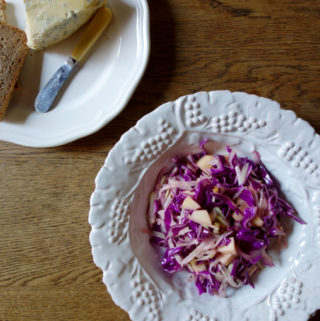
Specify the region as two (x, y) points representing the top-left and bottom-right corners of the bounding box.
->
(148, 144), (305, 296)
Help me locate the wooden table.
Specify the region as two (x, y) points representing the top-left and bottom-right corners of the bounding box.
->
(1, 1), (319, 320)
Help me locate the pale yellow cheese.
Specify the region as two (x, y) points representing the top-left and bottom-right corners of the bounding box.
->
(23, 0), (107, 50)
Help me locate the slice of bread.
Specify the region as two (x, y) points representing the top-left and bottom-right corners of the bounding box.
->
(0, 0), (6, 23)
(0, 22), (28, 120)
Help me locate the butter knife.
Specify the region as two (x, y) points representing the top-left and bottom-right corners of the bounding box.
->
(35, 7), (112, 113)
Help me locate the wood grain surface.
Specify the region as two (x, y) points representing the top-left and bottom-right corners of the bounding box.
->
(1, 0), (320, 320)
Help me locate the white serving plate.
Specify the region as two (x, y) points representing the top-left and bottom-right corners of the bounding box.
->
(0, 0), (150, 147)
(89, 91), (320, 321)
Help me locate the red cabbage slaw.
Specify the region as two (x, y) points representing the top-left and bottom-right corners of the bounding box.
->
(148, 144), (305, 296)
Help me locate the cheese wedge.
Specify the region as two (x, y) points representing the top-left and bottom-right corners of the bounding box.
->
(23, 0), (107, 50)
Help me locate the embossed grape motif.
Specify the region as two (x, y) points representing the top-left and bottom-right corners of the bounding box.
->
(183, 94), (267, 133)
(210, 111), (266, 133)
(185, 309), (216, 321)
(107, 197), (130, 244)
(278, 142), (319, 176)
(124, 118), (176, 165)
(184, 95), (207, 127)
(269, 277), (304, 321)
(130, 279), (161, 321)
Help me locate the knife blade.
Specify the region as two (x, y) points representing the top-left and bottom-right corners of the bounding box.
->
(35, 7), (112, 113)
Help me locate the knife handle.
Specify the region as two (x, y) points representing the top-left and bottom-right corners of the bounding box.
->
(71, 7), (112, 62)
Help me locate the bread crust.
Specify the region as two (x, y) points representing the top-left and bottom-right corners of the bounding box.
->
(0, 22), (28, 120)
(0, 0), (6, 23)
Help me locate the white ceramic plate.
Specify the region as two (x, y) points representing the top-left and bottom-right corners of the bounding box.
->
(89, 91), (320, 321)
(0, 0), (150, 147)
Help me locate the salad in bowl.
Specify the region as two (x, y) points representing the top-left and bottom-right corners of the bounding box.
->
(148, 143), (305, 297)
(89, 91), (320, 321)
